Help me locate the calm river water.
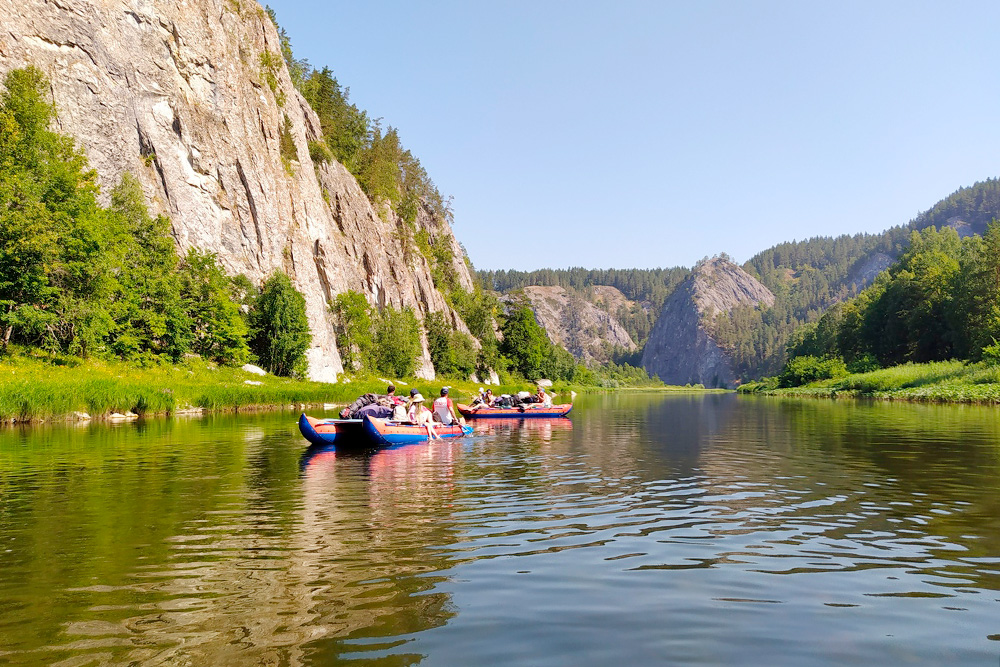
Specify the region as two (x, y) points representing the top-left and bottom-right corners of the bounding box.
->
(1, 393), (999, 665)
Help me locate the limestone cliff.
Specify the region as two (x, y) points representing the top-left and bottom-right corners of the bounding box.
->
(0, 0), (475, 381)
(641, 257), (774, 388)
(522, 286), (636, 364)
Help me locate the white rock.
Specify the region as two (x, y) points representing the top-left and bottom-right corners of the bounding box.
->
(242, 364), (266, 376)
(0, 0), (479, 385)
(244, 380), (263, 386)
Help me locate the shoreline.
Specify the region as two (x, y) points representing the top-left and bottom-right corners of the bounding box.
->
(0, 354), (727, 425)
(737, 360), (1000, 405)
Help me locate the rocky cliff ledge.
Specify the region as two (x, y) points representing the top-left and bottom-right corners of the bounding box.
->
(641, 257), (774, 388)
(522, 286), (636, 364)
(0, 0), (474, 381)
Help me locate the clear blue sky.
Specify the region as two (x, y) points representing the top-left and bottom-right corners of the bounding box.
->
(266, 0), (1000, 271)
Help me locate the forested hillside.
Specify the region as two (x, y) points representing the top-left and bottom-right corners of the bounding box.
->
(710, 228), (912, 378)
(486, 179), (1000, 383)
(910, 178), (1000, 236)
(774, 222), (1000, 390)
(478, 267), (689, 346)
(712, 179), (1000, 379)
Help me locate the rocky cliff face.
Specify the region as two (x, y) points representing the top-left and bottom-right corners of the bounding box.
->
(522, 286), (636, 364)
(0, 0), (474, 381)
(641, 257), (774, 388)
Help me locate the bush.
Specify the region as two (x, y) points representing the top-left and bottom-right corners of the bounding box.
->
(778, 355), (848, 388)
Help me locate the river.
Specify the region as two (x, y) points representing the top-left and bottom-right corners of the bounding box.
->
(1, 393), (998, 665)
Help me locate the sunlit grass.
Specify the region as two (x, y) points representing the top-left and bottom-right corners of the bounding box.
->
(0, 349), (727, 423)
(748, 359), (1000, 403)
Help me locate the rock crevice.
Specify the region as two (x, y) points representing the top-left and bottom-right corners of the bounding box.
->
(0, 0), (475, 381)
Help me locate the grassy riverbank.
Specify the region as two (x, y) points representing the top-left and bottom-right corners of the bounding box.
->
(0, 354), (686, 423)
(738, 359), (1000, 403)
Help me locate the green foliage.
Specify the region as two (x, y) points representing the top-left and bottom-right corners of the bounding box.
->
(0, 68), (266, 371)
(104, 173), (191, 361)
(783, 223), (1000, 376)
(248, 272), (312, 377)
(330, 290), (374, 372)
(498, 300), (577, 381)
(178, 249), (250, 365)
(308, 139), (333, 164)
(499, 302), (550, 380)
(279, 114), (297, 169)
(299, 67), (370, 173)
(777, 355), (847, 388)
(451, 288), (501, 374)
(331, 291), (426, 378)
(0, 66), (107, 354)
(257, 9), (460, 228)
(372, 306), (421, 378)
(264, 5), (309, 87)
(258, 50), (286, 106)
(425, 311), (476, 379)
(910, 178), (1000, 237)
(589, 361), (663, 388)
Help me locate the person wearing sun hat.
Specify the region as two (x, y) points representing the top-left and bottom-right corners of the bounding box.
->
(406, 392), (438, 439)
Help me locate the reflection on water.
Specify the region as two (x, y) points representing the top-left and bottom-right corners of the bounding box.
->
(1, 396), (999, 665)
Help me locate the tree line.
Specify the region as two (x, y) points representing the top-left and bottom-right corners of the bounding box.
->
(781, 223), (1000, 384)
(0, 68), (311, 376)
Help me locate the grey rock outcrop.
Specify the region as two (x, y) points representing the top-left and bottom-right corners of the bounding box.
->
(0, 0), (474, 381)
(642, 257), (774, 388)
(522, 286), (636, 364)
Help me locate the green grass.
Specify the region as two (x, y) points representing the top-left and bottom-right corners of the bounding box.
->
(742, 359), (1000, 404)
(0, 352), (404, 422)
(0, 349), (730, 423)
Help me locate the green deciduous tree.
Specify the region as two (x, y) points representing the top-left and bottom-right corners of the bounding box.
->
(331, 290), (374, 372)
(248, 272), (312, 377)
(104, 173), (190, 361)
(178, 249), (249, 364)
(0, 67), (108, 354)
(372, 306), (421, 378)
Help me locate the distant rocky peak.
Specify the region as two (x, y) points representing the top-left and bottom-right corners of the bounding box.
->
(691, 257), (775, 320)
(641, 256), (774, 389)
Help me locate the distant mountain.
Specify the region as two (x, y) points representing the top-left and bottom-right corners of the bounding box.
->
(909, 178), (1000, 237)
(642, 257), (774, 388)
(520, 286), (637, 365)
(483, 179), (1000, 381)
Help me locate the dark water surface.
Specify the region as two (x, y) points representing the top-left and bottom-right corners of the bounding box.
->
(1, 393), (999, 665)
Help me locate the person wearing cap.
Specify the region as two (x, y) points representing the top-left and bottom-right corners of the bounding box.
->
(407, 393), (438, 439)
(433, 387), (462, 425)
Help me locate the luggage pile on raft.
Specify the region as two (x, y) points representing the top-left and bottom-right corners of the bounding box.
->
(457, 387), (573, 418)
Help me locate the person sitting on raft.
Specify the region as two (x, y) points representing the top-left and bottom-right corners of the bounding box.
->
(432, 387), (463, 425)
(534, 386), (553, 408)
(407, 393), (438, 439)
(386, 384), (406, 405)
(470, 388), (495, 410)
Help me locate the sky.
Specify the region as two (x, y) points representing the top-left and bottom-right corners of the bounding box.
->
(266, 0), (1000, 271)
